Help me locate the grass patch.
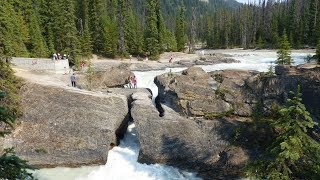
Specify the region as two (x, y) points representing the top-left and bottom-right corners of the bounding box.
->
(35, 147), (47, 154)
(204, 109), (234, 119)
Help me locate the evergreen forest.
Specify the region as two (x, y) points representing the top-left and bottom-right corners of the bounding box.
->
(0, 0), (319, 62)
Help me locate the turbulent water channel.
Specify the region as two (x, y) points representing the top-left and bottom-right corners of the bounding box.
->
(32, 50), (312, 180)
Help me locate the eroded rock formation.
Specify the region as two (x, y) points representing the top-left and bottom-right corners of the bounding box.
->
(146, 64), (320, 178)
(155, 64), (320, 118)
(131, 91), (249, 179)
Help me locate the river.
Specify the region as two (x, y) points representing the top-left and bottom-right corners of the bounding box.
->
(32, 50), (313, 180)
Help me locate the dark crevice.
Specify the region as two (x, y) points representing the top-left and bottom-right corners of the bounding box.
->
(115, 95), (134, 145)
(155, 95), (165, 117)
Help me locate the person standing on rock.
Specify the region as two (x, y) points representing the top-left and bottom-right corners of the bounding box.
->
(70, 73), (76, 87)
(133, 75), (137, 88)
(128, 76), (133, 88)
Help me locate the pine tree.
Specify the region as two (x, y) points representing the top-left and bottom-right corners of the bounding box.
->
(205, 13), (214, 48)
(287, 0), (297, 48)
(246, 85), (320, 179)
(0, 59), (34, 180)
(35, 0), (56, 54)
(316, 39), (320, 64)
(176, 6), (186, 52)
(257, 36), (264, 49)
(19, 0), (49, 58)
(0, 92), (34, 180)
(276, 30), (293, 65)
(163, 30), (177, 52)
(53, 0), (80, 65)
(27, 12), (49, 58)
(0, 0), (29, 57)
(77, 0), (92, 58)
(102, 14), (118, 58)
(145, 0), (160, 59)
(155, 0), (167, 53)
(117, 0), (127, 58)
(88, 0), (117, 58)
(0, 58), (22, 117)
(308, 0), (319, 45)
(88, 0), (107, 55)
(124, 2), (143, 55)
(85, 61), (95, 90)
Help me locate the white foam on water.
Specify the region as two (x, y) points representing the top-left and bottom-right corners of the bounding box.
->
(77, 124), (201, 180)
(32, 50), (313, 180)
(199, 51), (311, 73)
(33, 124), (201, 180)
(133, 67), (186, 100)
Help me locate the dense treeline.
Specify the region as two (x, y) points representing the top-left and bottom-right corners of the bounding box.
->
(0, 0), (236, 62)
(0, 0), (319, 62)
(201, 0), (320, 49)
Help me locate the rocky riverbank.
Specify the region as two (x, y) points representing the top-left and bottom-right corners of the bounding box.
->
(90, 52), (239, 72)
(155, 64), (320, 118)
(133, 63), (320, 179)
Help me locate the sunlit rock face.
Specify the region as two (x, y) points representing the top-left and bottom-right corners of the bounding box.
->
(131, 91), (249, 179)
(0, 82), (130, 168)
(155, 67), (258, 117)
(137, 64), (320, 179)
(155, 65), (320, 118)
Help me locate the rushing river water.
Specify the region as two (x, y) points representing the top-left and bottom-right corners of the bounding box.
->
(32, 50), (313, 180)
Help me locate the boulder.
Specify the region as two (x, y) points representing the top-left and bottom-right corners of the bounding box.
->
(217, 70), (259, 116)
(79, 64), (134, 89)
(195, 54), (240, 65)
(131, 92), (249, 179)
(263, 65), (320, 117)
(93, 67), (134, 88)
(275, 65), (296, 76)
(155, 67), (256, 117)
(0, 83), (130, 168)
(155, 67), (233, 116)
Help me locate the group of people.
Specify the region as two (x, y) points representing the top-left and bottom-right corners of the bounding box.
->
(52, 53), (67, 60)
(127, 75), (137, 89)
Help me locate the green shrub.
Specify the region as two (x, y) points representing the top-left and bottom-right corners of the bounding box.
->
(245, 85), (320, 179)
(0, 148), (35, 179)
(204, 109), (234, 119)
(0, 60), (35, 179)
(35, 147), (48, 154)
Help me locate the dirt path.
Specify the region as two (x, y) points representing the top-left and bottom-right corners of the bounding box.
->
(14, 68), (71, 88)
